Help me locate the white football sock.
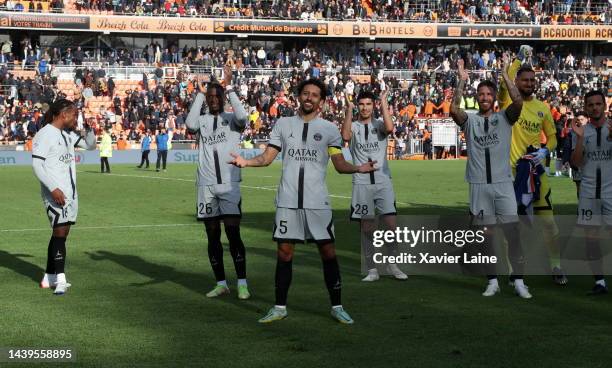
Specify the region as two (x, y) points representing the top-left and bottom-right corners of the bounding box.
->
(514, 279), (525, 287)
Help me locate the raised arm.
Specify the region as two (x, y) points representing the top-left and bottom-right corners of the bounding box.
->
(73, 128), (96, 150)
(501, 53), (523, 125)
(185, 76), (206, 131)
(228, 146), (279, 168)
(570, 118), (585, 168)
(225, 65), (248, 130)
(341, 92), (354, 142)
(450, 59), (469, 127)
(498, 46), (529, 109)
(542, 109), (557, 151)
(380, 89), (394, 135)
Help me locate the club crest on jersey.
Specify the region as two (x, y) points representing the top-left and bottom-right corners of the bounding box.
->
(313, 133), (322, 141)
(371, 128), (378, 134)
(537, 111), (544, 118)
(221, 120), (229, 126)
(491, 119), (498, 126)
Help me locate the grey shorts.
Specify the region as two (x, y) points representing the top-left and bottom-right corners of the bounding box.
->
(43, 195), (78, 228)
(273, 208), (335, 244)
(196, 182), (242, 220)
(469, 182), (518, 225)
(577, 197), (612, 226)
(350, 183), (397, 221)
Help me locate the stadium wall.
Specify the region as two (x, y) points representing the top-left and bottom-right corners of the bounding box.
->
(0, 148), (353, 166)
(0, 12), (610, 40)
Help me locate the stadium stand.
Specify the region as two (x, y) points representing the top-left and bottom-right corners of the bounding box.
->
(0, 0), (610, 23)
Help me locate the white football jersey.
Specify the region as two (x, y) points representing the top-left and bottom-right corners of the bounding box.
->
(32, 124), (85, 199)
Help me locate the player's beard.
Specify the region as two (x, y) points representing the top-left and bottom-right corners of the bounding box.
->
(359, 111), (372, 121)
(590, 113), (604, 122)
(300, 102), (316, 115)
(478, 101), (494, 115)
(519, 87), (534, 99)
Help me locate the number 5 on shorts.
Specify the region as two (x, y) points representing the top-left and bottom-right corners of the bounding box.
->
(279, 220), (288, 234)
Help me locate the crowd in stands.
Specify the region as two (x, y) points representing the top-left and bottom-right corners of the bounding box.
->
(1, 38), (608, 74)
(1, 0), (610, 24)
(0, 44), (610, 159)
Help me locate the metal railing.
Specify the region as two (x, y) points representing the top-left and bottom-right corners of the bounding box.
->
(3, 63), (608, 84)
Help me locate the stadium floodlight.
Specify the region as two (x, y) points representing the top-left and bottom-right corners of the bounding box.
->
(490, 38), (497, 42)
(369, 36), (376, 40)
(237, 34), (248, 38)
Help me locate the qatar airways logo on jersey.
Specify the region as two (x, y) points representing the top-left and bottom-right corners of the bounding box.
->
(586, 149), (612, 161)
(287, 148), (319, 162)
(58, 153), (74, 164)
(517, 118), (540, 134)
(202, 131), (227, 145)
(357, 141), (380, 153)
(474, 133), (500, 147)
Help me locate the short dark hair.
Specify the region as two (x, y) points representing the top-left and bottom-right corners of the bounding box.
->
(575, 111), (587, 118)
(43, 98), (75, 125)
(356, 91), (377, 103)
(516, 66), (535, 78)
(584, 90), (605, 104)
(476, 80), (497, 95)
(297, 78), (327, 99)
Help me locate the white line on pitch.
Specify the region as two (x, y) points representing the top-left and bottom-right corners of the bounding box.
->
(0, 221), (270, 233)
(0, 223), (199, 233)
(77, 171), (407, 205)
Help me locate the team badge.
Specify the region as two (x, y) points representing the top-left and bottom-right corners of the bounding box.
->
(313, 133), (322, 141)
(221, 120), (229, 126)
(537, 111), (544, 118)
(491, 119), (498, 126)
(371, 128), (378, 134)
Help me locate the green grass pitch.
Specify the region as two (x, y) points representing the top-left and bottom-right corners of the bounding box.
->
(1, 160), (611, 367)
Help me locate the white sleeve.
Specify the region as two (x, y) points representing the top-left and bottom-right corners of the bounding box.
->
(228, 91), (248, 131)
(328, 125), (343, 149)
(268, 119), (283, 151)
(186, 93), (205, 132)
(71, 130), (96, 150)
(32, 132), (59, 192)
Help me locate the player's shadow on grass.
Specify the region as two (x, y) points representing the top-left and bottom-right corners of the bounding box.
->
(246, 246), (363, 277)
(0, 250), (43, 284)
(85, 250), (269, 312)
(86, 249), (354, 319)
(81, 170), (106, 174)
